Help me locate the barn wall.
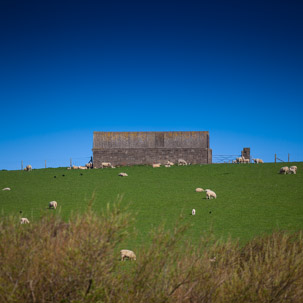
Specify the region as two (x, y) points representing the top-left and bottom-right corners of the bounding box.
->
(92, 131), (212, 167)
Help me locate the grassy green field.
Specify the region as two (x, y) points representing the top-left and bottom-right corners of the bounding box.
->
(1, 163), (302, 247)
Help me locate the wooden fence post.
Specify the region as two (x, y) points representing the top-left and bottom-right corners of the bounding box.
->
(45, 160), (47, 168)
(275, 154), (276, 163)
(70, 158), (72, 168)
(288, 154), (290, 162)
(21, 160), (23, 171)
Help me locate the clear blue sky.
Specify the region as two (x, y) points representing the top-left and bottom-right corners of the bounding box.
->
(0, 0), (302, 170)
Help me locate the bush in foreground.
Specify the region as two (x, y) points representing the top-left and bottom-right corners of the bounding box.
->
(0, 204), (303, 303)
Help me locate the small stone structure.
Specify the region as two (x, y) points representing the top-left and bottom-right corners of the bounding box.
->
(92, 131), (212, 167)
(241, 147), (250, 160)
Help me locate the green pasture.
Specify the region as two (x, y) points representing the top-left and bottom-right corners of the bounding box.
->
(0, 163), (302, 247)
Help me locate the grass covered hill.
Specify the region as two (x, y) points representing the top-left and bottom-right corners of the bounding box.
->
(0, 162), (302, 246)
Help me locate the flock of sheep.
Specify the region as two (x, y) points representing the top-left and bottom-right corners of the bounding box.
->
(152, 159), (188, 168)
(233, 157), (264, 164)
(18, 202), (56, 224)
(191, 188), (217, 216)
(68, 163), (94, 170)
(4, 158), (299, 262)
(17, 197), (138, 262)
(233, 156), (251, 164)
(19, 201), (58, 225)
(69, 162), (114, 170)
(68, 159), (188, 170)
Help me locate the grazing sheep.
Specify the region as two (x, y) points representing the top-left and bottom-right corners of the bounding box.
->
(119, 172), (128, 177)
(232, 160), (237, 164)
(205, 189), (217, 199)
(2, 187), (11, 191)
(166, 161), (174, 166)
(192, 209), (196, 215)
(101, 162), (113, 168)
(85, 163), (93, 169)
(195, 188), (204, 192)
(49, 201), (58, 209)
(152, 163), (161, 168)
(24, 165), (32, 171)
(165, 164), (171, 168)
(236, 157), (244, 164)
(236, 156), (250, 163)
(253, 158), (264, 164)
(178, 159), (187, 166)
(79, 166), (88, 170)
(279, 166), (289, 174)
(72, 165), (79, 170)
(120, 249), (136, 261)
(20, 218), (30, 224)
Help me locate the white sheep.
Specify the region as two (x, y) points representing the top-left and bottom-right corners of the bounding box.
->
(79, 166), (88, 170)
(166, 161), (174, 166)
(101, 162), (113, 168)
(195, 188), (204, 192)
(253, 158), (264, 164)
(152, 163), (161, 168)
(205, 189), (217, 199)
(279, 166), (289, 174)
(24, 165), (32, 171)
(49, 201), (58, 209)
(192, 209), (196, 215)
(119, 172), (128, 177)
(165, 164), (171, 168)
(236, 157), (244, 164)
(243, 158), (250, 163)
(2, 187), (11, 191)
(85, 162), (93, 169)
(72, 165), (79, 169)
(178, 159), (187, 166)
(20, 218), (30, 224)
(120, 249), (136, 261)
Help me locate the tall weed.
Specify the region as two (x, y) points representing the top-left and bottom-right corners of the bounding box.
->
(0, 205), (302, 302)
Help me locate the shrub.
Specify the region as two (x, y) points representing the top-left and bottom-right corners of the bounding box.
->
(0, 202), (132, 303)
(0, 205), (303, 303)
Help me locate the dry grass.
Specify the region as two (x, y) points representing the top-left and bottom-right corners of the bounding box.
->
(0, 203), (303, 303)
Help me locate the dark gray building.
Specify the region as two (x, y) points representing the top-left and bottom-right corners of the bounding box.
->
(92, 131), (212, 167)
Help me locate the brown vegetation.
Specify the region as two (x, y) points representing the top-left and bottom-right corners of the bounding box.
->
(0, 204), (303, 303)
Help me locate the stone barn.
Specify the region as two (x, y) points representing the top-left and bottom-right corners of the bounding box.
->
(92, 131), (212, 167)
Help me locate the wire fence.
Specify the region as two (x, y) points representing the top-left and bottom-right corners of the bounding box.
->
(0, 156), (92, 171)
(212, 155), (241, 164)
(1, 153), (302, 171)
(213, 153), (302, 164)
